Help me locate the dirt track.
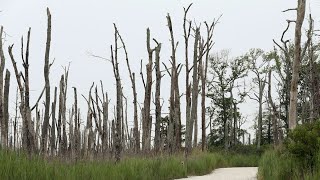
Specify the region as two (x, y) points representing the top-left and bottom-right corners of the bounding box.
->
(177, 167), (258, 180)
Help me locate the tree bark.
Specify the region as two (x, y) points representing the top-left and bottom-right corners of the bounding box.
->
(183, 4), (192, 158)
(111, 24), (122, 162)
(41, 8), (51, 154)
(154, 43), (162, 153)
(0, 26), (6, 148)
(186, 27), (200, 155)
(288, 0), (306, 130)
(142, 28), (153, 152)
(3, 70), (10, 148)
(51, 87), (57, 156)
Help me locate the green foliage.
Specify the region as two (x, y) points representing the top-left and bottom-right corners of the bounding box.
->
(259, 150), (302, 180)
(259, 121), (320, 180)
(285, 121), (320, 169)
(0, 150), (258, 180)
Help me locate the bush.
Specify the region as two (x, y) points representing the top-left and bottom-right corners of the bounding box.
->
(285, 121), (320, 169)
(259, 121), (320, 180)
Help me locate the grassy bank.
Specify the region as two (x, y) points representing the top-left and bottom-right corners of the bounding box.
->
(259, 149), (320, 180)
(0, 150), (258, 180)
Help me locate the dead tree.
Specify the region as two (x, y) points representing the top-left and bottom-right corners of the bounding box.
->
(83, 83), (94, 158)
(8, 28), (35, 154)
(116, 27), (140, 153)
(142, 28), (154, 152)
(193, 39), (206, 148)
(183, 4), (193, 157)
(166, 14), (179, 153)
(268, 70), (279, 145)
(50, 87), (57, 156)
(201, 21), (216, 151)
(0, 26), (6, 148)
(57, 75), (65, 155)
(2, 70), (10, 148)
(111, 24), (122, 162)
(154, 41), (162, 153)
(186, 27), (200, 155)
(41, 8), (52, 154)
(73, 87), (81, 158)
(288, 0), (306, 129)
(102, 91), (109, 156)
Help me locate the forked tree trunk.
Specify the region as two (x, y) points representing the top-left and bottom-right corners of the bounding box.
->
(186, 27), (200, 155)
(142, 28), (154, 152)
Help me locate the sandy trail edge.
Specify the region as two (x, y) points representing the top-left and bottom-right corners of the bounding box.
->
(176, 167), (258, 180)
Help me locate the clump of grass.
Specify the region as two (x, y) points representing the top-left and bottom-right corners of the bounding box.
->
(258, 149), (320, 180)
(0, 150), (259, 180)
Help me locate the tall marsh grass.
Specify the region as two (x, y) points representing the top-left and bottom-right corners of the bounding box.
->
(0, 149), (258, 180)
(258, 150), (320, 180)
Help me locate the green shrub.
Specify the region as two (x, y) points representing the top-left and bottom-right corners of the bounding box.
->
(285, 121), (320, 169)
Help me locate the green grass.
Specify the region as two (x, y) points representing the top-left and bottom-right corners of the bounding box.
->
(0, 150), (258, 180)
(258, 149), (320, 180)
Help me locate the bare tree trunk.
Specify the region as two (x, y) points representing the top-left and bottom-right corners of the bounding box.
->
(23, 28), (35, 154)
(200, 61), (206, 151)
(111, 24), (122, 162)
(3, 70), (10, 148)
(183, 4), (192, 157)
(166, 14), (178, 154)
(257, 90), (263, 149)
(57, 75), (64, 155)
(201, 21), (215, 151)
(117, 29), (140, 152)
(186, 27), (200, 155)
(0, 26), (6, 148)
(142, 28), (154, 152)
(288, 0), (306, 130)
(51, 87), (57, 156)
(41, 8), (51, 154)
(154, 43), (162, 153)
(102, 93), (108, 156)
(268, 70), (279, 145)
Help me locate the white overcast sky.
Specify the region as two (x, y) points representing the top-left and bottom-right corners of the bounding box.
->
(1, 0), (320, 137)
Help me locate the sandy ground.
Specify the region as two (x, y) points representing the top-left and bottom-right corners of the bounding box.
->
(177, 167), (258, 180)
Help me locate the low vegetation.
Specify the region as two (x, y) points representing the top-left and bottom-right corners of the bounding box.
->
(259, 121), (320, 180)
(0, 149), (258, 180)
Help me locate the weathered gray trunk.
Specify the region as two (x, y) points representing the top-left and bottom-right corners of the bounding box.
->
(186, 27), (200, 155)
(268, 70), (278, 145)
(111, 24), (122, 162)
(154, 43), (162, 153)
(51, 87), (57, 156)
(0, 26), (6, 148)
(3, 70), (10, 148)
(142, 28), (153, 152)
(41, 8), (51, 154)
(102, 93), (109, 155)
(57, 75), (64, 155)
(288, 0), (306, 130)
